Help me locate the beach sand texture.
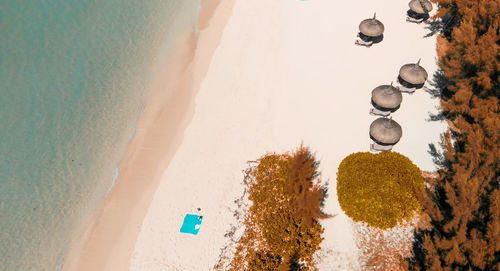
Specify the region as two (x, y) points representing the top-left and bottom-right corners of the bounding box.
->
(61, 1), (232, 270)
(130, 0), (446, 270)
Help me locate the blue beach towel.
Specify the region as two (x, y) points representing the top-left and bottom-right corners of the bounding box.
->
(180, 214), (203, 235)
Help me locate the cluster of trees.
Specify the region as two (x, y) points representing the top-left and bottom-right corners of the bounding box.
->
(228, 145), (329, 271)
(336, 152), (424, 229)
(405, 0), (499, 270)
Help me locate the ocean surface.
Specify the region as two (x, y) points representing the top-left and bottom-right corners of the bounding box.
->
(0, 1), (200, 270)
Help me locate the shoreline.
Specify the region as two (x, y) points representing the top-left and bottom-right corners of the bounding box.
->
(61, 1), (234, 270)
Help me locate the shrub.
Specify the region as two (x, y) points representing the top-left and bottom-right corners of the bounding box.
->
(227, 145), (329, 270)
(336, 152), (424, 229)
(353, 219), (418, 271)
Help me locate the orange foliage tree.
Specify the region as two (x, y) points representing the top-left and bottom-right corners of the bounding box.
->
(406, 0), (500, 270)
(227, 145), (330, 270)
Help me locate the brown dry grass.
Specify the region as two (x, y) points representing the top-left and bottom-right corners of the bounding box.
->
(354, 218), (419, 271)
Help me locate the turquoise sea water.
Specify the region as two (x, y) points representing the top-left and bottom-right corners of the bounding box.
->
(0, 1), (200, 270)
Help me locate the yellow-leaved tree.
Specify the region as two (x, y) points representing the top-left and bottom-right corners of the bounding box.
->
(336, 152), (424, 229)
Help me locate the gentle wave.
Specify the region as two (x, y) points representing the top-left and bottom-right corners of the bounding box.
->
(0, 0), (200, 270)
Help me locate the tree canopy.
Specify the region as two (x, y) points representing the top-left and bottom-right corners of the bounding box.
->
(336, 152), (424, 230)
(227, 145), (329, 271)
(406, 0), (500, 270)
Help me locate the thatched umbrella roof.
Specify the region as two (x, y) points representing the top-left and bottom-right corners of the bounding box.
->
(409, 0), (433, 14)
(371, 82), (403, 109)
(369, 117), (402, 145)
(399, 59), (428, 85)
(359, 13), (385, 37)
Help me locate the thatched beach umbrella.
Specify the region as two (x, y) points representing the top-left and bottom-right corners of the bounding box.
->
(369, 117), (402, 146)
(398, 59), (428, 89)
(409, 0), (433, 14)
(407, 0), (432, 23)
(371, 82), (403, 113)
(359, 13), (385, 37)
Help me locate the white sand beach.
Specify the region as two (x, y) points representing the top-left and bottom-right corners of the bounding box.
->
(61, 1), (233, 270)
(63, 0), (447, 270)
(129, 0), (447, 270)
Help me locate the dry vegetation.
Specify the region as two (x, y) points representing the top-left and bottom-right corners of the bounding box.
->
(354, 219), (418, 271)
(337, 152), (425, 230)
(217, 145), (330, 271)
